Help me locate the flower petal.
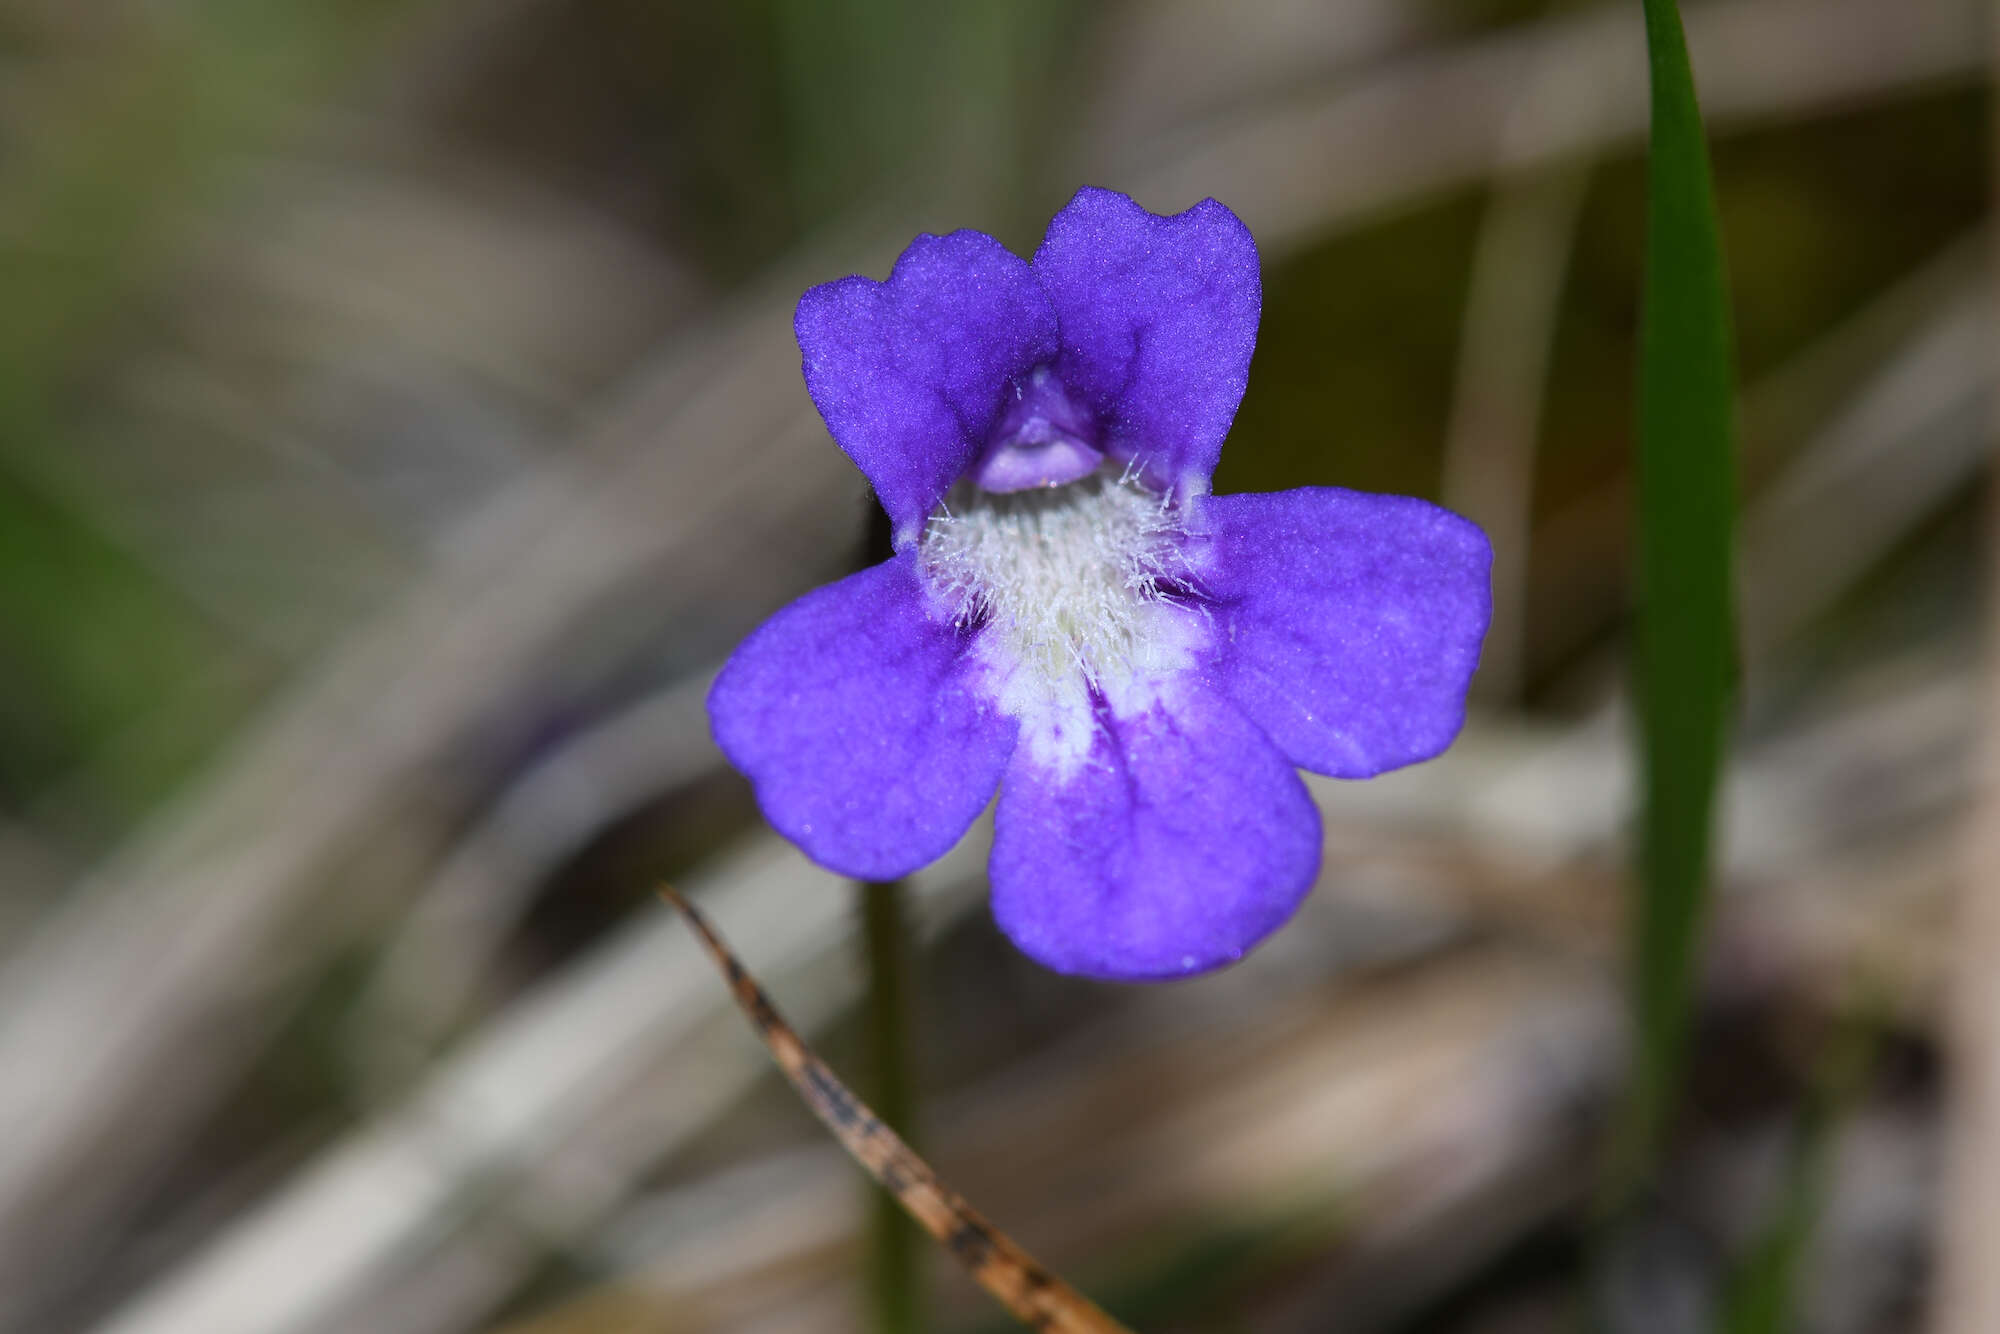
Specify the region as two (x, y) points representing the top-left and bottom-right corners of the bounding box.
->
(1201, 488), (1491, 779)
(708, 553), (1018, 878)
(988, 679), (1320, 981)
(796, 231), (1058, 548)
(1031, 187), (1260, 499)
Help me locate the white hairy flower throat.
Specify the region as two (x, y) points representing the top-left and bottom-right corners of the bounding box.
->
(918, 470), (1198, 704)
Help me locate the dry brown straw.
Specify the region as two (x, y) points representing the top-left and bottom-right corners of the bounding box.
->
(657, 885), (1134, 1334)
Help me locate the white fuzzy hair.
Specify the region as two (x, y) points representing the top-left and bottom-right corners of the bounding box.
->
(919, 469), (1204, 775)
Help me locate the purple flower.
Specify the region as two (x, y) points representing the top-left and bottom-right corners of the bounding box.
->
(709, 187), (1490, 982)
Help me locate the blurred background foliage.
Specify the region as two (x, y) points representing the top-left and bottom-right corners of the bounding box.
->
(0, 1), (1990, 1332)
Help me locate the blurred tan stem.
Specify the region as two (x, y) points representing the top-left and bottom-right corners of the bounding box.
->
(1438, 0), (1601, 703)
(1440, 163), (1588, 701)
(1931, 446), (2000, 1334)
(1929, 20), (2000, 1326)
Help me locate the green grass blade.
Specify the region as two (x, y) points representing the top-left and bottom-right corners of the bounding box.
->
(0, 0), (424, 824)
(1610, 0), (1739, 1208)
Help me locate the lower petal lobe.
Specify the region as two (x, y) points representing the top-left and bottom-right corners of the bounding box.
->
(989, 680), (1320, 981)
(1201, 488), (1492, 779)
(708, 554), (1018, 879)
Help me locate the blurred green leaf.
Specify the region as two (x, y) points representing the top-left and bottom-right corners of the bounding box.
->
(0, 0), (420, 830)
(0, 475), (241, 819)
(1610, 0), (1738, 1206)
(768, 0), (1079, 234)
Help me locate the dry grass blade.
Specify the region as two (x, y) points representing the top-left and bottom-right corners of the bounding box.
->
(656, 885), (1134, 1334)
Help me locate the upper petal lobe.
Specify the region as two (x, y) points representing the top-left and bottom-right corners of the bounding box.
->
(988, 679), (1321, 982)
(708, 553), (1019, 879)
(1031, 187), (1261, 499)
(1200, 488), (1492, 779)
(796, 230), (1058, 547)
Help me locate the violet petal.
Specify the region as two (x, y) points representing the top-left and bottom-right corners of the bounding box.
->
(1201, 488), (1492, 779)
(708, 553), (1018, 878)
(988, 681), (1321, 981)
(796, 230), (1058, 547)
(1031, 187), (1260, 498)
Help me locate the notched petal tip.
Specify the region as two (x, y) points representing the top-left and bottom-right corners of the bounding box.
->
(1031, 187), (1262, 498)
(793, 230), (1059, 544)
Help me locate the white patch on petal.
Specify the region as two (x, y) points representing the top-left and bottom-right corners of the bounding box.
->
(920, 471), (1206, 781)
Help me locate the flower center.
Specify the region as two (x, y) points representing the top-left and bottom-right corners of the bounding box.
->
(967, 366), (1104, 493)
(919, 470), (1194, 700)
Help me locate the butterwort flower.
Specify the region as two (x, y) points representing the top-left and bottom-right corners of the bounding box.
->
(709, 187), (1490, 982)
